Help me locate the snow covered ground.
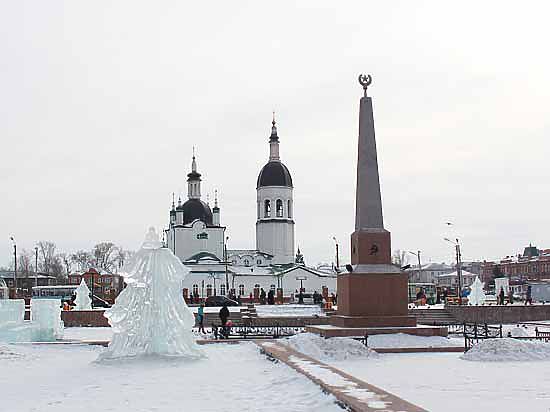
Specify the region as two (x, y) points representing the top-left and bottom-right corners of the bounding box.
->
(0, 342), (342, 412)
(367, 333), (463, 348)
(255, 304), (324, 317)
(329, 352), (550, 412)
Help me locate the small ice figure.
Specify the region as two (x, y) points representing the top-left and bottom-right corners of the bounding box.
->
(468, 276), (486, 306)
(74, 279), (92, 310)
(98, 227), (204, 360)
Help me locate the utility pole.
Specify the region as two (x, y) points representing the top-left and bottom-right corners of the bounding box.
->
(224, 235), (229, 296)
(35, 246), (39, 292)
(332, 237), (340, 272)
(444, 237), (463, 304)
(408, 250), (422, 281)
(10, 237), (16, 297)
(456, 239), (463, 305)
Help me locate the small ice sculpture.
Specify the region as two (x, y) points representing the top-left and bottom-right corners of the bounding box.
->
(1, 299), (63, 343)
(468, 276), (486, 306)
(31, 299), (64, 341)
(74, 279), (92, 310)
(98, 228), (204, 360)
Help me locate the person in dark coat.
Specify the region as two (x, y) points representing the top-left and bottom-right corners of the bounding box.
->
(260, 288), (267, 305)
(219, 304), (229, 326)
(219, 303), (230, 338)
(267, 289), (275, 305)
(499, 287), (505, 305)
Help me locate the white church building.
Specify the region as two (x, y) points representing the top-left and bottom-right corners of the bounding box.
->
(164, 118), (336, 300)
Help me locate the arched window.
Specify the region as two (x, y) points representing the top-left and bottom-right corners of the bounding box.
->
(238, 284), (245, 296)
(288, 200), (292, 218)
(206, 284), (212, 297)
(276, 199), (283, 217)
(264, 200), (271, 217)
(220, 284), (226, 296)
(256, 259), (262, 265)
(192, 284), (199, 296)
(244, 259), (250, 266)
(270, 284), (276, 291)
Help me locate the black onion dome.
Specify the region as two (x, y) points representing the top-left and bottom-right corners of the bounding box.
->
(187, 171), (201, 181)
(257, 161), (293, 188)
(177, 198), (213, 225)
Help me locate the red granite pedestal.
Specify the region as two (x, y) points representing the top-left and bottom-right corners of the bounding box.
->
(308, 229), (447, 338)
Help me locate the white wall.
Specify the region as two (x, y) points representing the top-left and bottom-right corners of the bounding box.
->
(181, 267), (337, 298)
(166, 220), (225, 261)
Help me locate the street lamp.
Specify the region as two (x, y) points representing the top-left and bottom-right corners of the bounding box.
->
(407, 250), (422, 281)
(224, 236), (229, 296)
(444, 237), (463, 304)
(332, 237), (340, 272)
(34, 246), (39, 293)
(10, 237), (16, 297)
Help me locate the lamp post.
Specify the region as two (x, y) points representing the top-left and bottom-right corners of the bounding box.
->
(224, 236), (229, 296)
(407, 250), (422, 281)
(332, 237), (340, 272)
(10, 237), (16, 297)
(34, 246), (39, 294)
(444, 237), (462, 304)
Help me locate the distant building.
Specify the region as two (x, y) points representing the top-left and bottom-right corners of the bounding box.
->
(405, 263), (454, 283)
(68, 268), (124, 303)
(481, 244), (550, 284)
(436, 270), (478, 290)
(0, 271), (56, 296)
(181, 254), (336, 301)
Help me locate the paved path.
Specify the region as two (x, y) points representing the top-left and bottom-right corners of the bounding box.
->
(256, 340), (428, 412)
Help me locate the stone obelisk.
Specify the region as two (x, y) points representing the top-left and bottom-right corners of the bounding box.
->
(330, 75), (416, 328)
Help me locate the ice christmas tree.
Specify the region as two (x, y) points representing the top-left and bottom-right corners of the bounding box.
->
(468, 276), (487, 306)
(99, 228), (204, 360)
(74, 279), (92, 310)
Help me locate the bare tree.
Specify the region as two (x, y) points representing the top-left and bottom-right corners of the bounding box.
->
(17, 249), (34, 276)
(71, 250), (94, 272)
(56, 253), (73, 277)
(392, 249), (408, 268)
(93, 242), (118, 273)
(37, 241), (57, 274)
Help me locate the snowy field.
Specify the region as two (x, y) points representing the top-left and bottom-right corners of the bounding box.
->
(0, 342), (342, 412)
(329, 352), (550, 412)
(255, 304), (324, 318)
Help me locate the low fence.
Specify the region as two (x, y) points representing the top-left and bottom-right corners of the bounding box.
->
(447, 305), (550, 324)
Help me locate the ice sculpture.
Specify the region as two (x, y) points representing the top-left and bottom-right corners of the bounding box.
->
(0, 278), (8, 300)
(0, 299), (63, 343)
(74, 279), (92, 310)
(0, 299), (25, 327)
(468, 276), (486, 306)
(98, 228), (204, 360)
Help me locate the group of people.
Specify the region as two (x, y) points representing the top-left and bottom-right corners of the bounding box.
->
(195, 303), (233, 338)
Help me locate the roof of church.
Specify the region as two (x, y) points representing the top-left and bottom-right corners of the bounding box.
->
(257, 161), (293, 188)
(176, 198), (213, 225)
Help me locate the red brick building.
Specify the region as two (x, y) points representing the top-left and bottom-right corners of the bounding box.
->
(481, 245), (550, 284)
(68, 268), (125, 303)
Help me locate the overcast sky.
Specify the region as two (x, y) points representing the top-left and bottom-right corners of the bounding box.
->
(1, 1), (549, 268)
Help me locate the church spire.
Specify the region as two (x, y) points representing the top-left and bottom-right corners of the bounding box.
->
(269, 113), (280, 161)
(187, 150), (202, 200)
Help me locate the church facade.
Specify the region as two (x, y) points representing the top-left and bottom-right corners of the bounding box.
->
(164, 118), (336, 298)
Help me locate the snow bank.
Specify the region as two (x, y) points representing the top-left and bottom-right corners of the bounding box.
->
(367, 333), (462, 349)
(256, 304), (323, 318)
(284, 333), (377, 362)
(509, 326), (531, 338)
(462, 338), (550, 362)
